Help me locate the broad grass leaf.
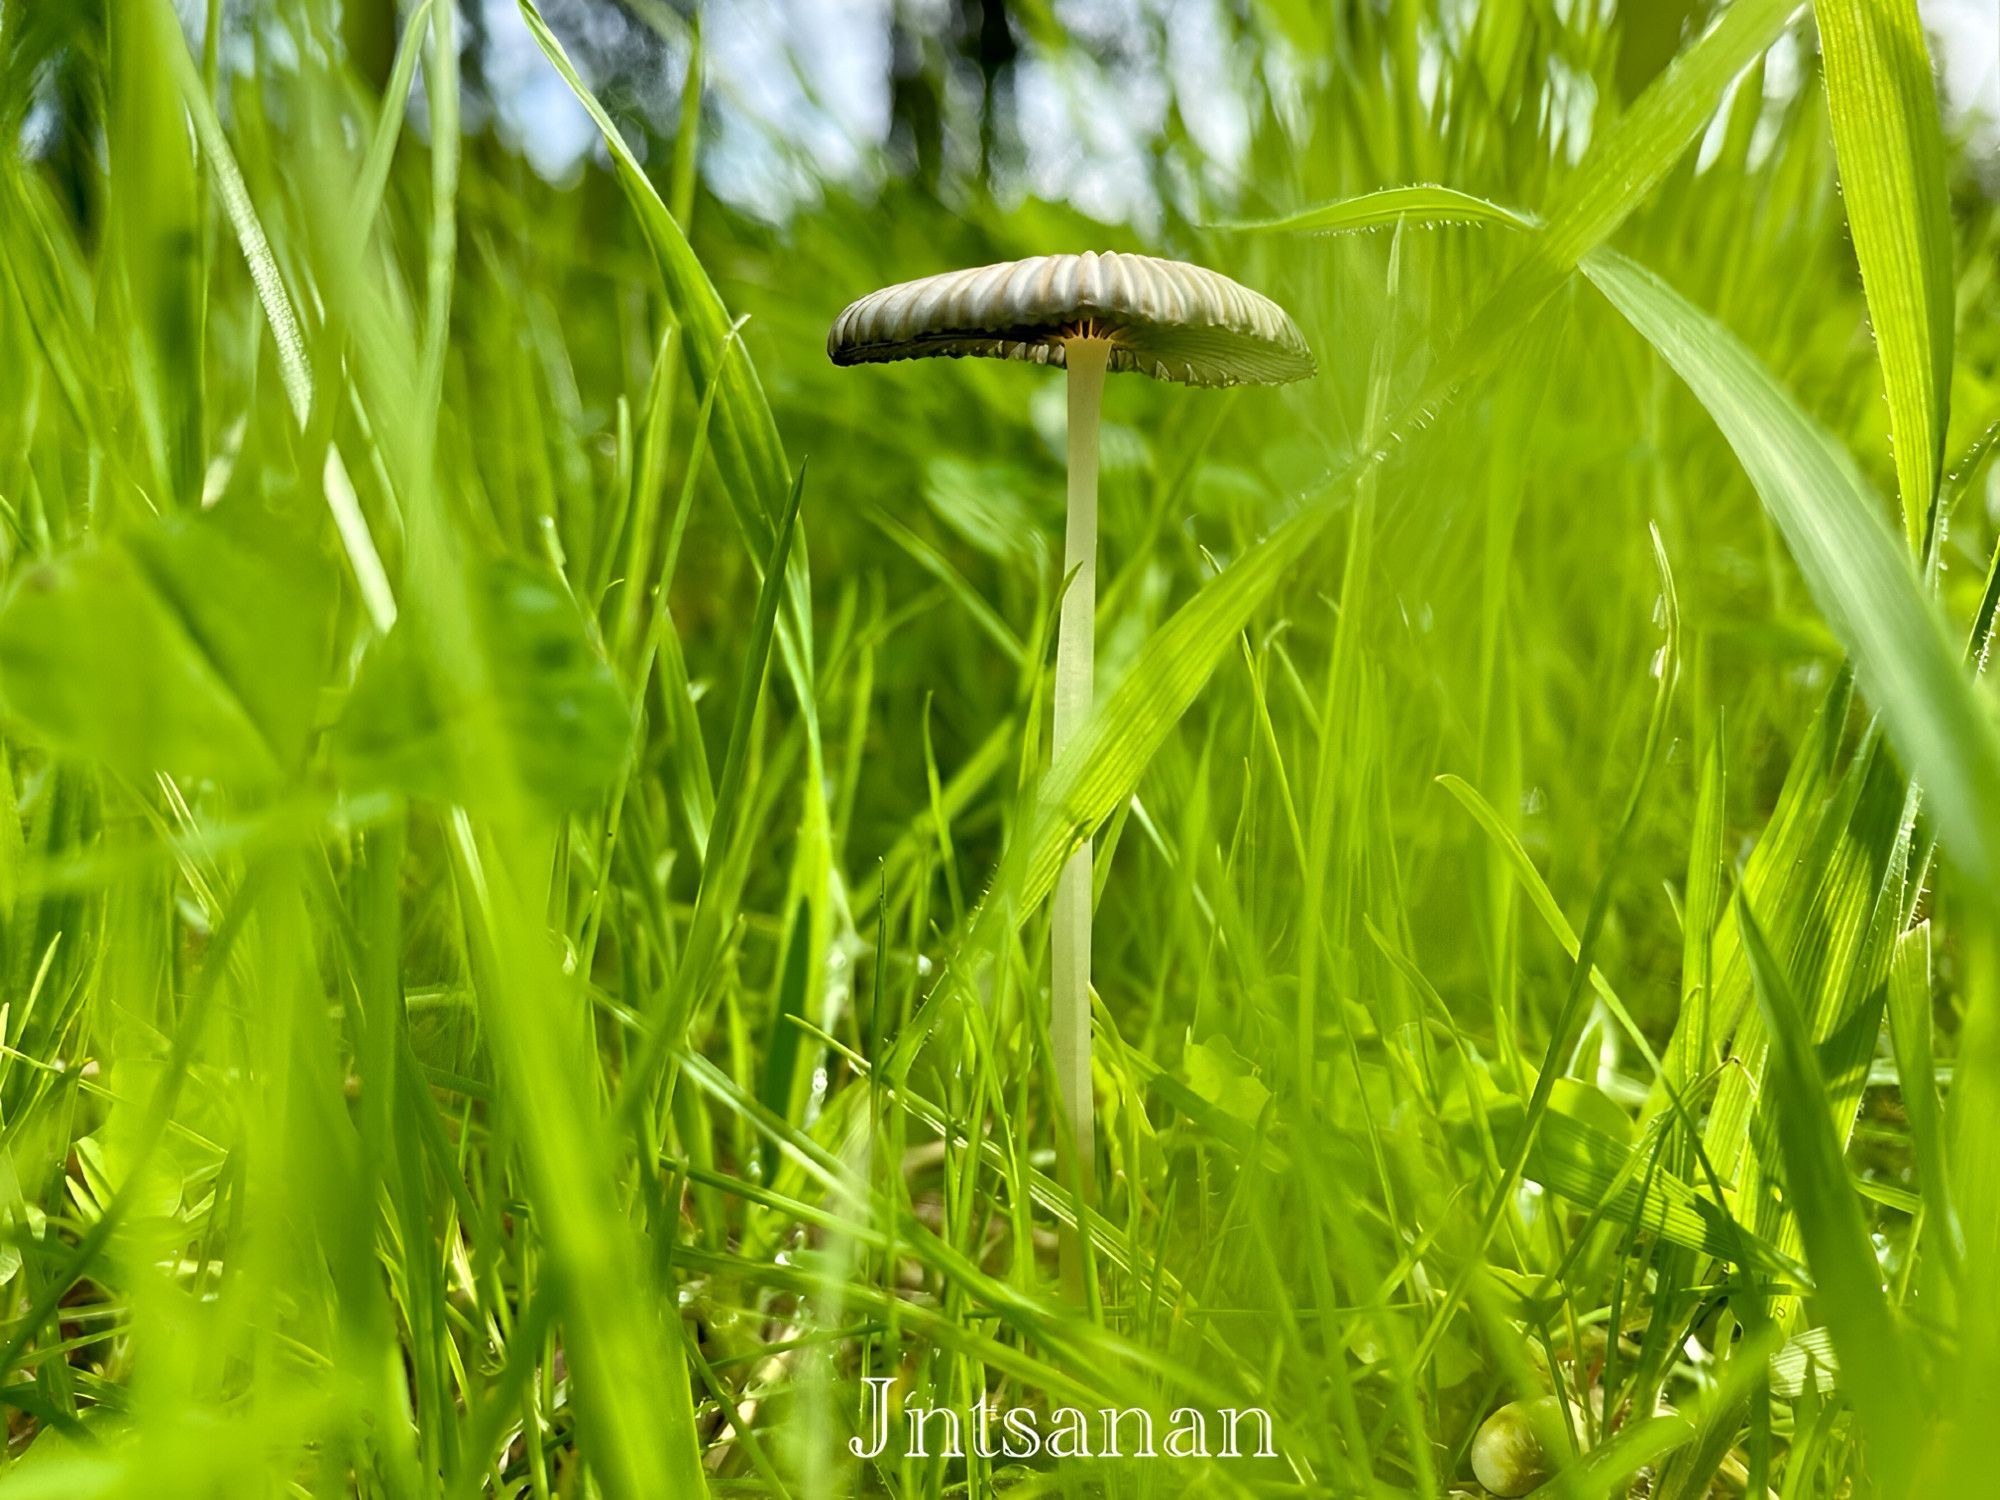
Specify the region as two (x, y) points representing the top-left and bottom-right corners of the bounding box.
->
(1768, 1325), (1840, 1397)
(333, 561), (631, 814)
(1725, 738), (1910, 1245)
(1549, 1078), (1634, 1146)
(1584, 249), (2000, 899)
(1466, 1098), (1800, 1280)
(1740, 896), (1926, 1480)
(1815, 0), (1955, 551)
(1016, 500), (1329, 920)
(0, 515), (334, 783)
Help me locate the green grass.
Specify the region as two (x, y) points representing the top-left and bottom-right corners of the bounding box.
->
(0, 0), (1996, 1495)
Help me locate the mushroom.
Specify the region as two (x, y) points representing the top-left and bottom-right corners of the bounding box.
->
(829, 251), (1314, 1284)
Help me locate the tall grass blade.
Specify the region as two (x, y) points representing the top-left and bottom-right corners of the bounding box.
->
(147, 0), (399, 630)
(1740, 896), (1925, 1485)
(1814, 0), (1955, 554)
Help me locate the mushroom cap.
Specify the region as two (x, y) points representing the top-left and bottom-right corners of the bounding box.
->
(827, 251), (1315, 388)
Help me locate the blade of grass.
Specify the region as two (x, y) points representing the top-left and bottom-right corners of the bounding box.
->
(149, 0), (399, 631)
(446, 809), (710, 1500)
(1740, 895), (1924, 1483)
(622, 465), (808, 1120)
(1885, 921), (1956, 1269)
(1814, 0), (1954, 555)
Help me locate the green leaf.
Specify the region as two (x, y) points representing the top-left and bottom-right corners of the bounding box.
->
(334, 561), (631, 814)
(620, 465), (808, 1136)
(1404, 0), (1806, 421)
(1016, 499), (1330, 924)
(1720, 737), (1908, 1234)
(1681, 672), (1854, 1167)
(0, 514), (335, 783)
(1815, 0), (1955, 552)
(1549, 1078), (1635, 1146)
(445, 814), (710, 1500)
(1768, 1325), (1840, 1397)
(1584, 249), (2000, 901)
(148, 0), (309, 426)
(756, 906), (813, 1123)
(66, 1129), (212, 1229)
(1182, 1035), (1274, 1128)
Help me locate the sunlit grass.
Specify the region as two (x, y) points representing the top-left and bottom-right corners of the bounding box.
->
(0, 1), (1996, 1496)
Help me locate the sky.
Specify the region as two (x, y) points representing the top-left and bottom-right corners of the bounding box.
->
(476, 0), (1997, 224)
(1928, 0), (2000, 157)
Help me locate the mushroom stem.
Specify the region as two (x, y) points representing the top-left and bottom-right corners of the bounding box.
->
(1052, 336), (1108, 1296)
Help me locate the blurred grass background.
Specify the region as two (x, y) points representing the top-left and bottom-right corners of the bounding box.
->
(0, 0), (1997, 1495)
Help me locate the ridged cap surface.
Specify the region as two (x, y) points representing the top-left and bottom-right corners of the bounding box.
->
(828, 251), (1315, 388)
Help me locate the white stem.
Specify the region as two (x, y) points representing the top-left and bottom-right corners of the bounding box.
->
(1052, 338), (1107, 1296)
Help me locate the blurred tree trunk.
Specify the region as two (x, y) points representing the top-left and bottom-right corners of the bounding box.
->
(889, 15), (945, 191)
(343, 0), (398, 93)
(967, 0), (1018, 183)
(344, 1), (490, 136)
(888, 0), (1019, 192)
(17, 0), (107, 247)
(1615, 0), (1707, 103)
